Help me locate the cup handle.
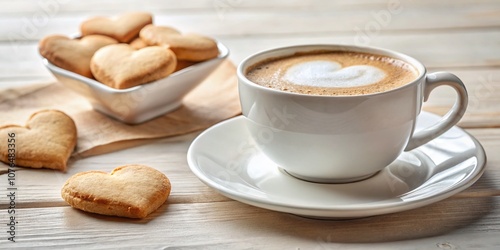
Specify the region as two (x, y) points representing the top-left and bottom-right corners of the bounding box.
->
(404, 72), (468, 151)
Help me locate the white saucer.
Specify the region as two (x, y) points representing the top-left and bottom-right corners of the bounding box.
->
(187, 112), (486, 218)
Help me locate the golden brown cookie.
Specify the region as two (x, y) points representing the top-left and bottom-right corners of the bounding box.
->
(61, 164), (171, 219)
(0, 110), (77, 172)
(140, 24), (219, 62)
(90, 44), (177, 89)
(80, 12), (153, 43)
(39, 35), (117, 78)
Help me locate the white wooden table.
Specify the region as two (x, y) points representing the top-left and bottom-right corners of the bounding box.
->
(1, 0), (500, 248)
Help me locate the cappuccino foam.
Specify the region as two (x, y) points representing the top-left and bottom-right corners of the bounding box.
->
(246, 51), (418, 96)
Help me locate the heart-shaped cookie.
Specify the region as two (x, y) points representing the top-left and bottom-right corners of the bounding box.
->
(39, 35), (117, 78)
(61, 165), (171, 219)
(81, 12), (153, 43)
(140, 24), (219, 62)
(284, 60), (386, 88)
(0, 110), (77, 171)
(90, 44), (177, 89)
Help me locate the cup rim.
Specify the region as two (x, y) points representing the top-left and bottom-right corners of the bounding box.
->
(237, 44), (427, 98)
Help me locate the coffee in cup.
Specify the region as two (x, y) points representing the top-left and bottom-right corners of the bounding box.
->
(245, 50), (418, 96)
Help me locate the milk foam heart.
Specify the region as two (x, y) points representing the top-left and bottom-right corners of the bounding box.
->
(283, 61), (386, 88)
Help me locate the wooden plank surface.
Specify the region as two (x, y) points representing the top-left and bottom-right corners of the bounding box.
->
(1, 197), (499, 248)
(1, 2), (499, 40)
(1, 0), (497, 13)
(0, 0), (499, 248)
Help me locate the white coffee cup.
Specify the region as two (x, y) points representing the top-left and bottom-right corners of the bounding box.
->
(237, 44), (468, 183)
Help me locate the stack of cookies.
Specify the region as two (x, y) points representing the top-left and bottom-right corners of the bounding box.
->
(39, 12), (220, 89)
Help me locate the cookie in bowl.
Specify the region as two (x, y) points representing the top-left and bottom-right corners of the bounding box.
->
(39, 34), (117, 78)
(90, 44), (177, 89)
